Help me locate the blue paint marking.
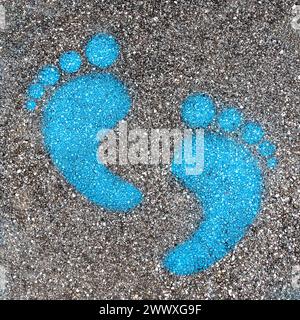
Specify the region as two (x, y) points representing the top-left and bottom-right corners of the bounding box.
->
(23, 33), (279, 275)
(25, 34), (143, 212)
(218, 107), (243, 132)
(27, 83), (45, 99)
(258, 141), (276, 158)
(267, 157), (278, 169)
(59, 51), (82, 73)
(241, 122), (265, 145)
(181, 93), (215, 128)
(85, 33), (120, 68)
(25, 100), (37, 111)
(164, 93), (277, 275)
(43, 72), (143, 211)
(38, 65), (60, 86)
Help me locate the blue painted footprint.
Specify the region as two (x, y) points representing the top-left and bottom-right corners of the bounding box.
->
(163, 93), (278, 275)
(25, 34), (143, 212)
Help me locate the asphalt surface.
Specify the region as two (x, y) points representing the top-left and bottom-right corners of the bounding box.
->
(0, 0), (299, 299)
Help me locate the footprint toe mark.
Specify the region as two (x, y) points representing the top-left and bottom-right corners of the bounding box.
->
(85, 33), (120, 68)
(59, 51), (82, 73)
(181, 93), (216, 128)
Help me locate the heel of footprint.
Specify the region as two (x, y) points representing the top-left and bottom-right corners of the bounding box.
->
(164, 93), (278, 276)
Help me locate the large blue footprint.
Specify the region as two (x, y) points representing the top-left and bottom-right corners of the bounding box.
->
(163, 93), (278, 275)
(25, 34), (143, 212)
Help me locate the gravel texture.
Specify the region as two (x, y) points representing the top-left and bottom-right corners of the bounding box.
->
(0, 0), (299, 299)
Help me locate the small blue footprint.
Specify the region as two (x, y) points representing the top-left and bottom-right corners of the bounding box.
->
(163, 93), (278, 275)
(25, 34), (143, 212)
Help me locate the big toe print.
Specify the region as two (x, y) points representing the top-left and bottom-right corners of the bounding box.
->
(163, 93), (278, 275)
(25, 34), (143, 212)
